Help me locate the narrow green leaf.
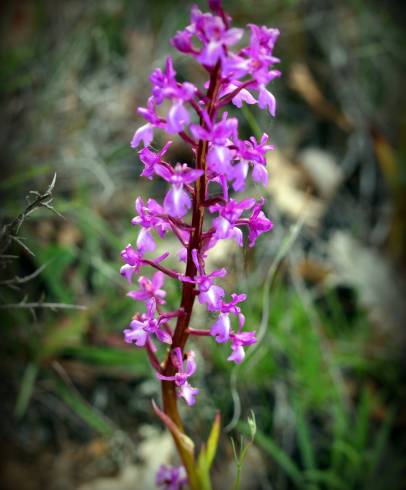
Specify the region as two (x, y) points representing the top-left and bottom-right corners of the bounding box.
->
(38, 311), (88, 361)
(197, 412), (221, 490)
(152, 400), (195, 454)
(305, 469), (347, 489)
(293, 397), (316, 472)
(0, 164), (52, 191)
(331, 440), (360, 467)
(14, 362), (38, 418)
(367, 407), (395, 480)
(61, 345), (147, 372)
(53, 377), (114, 437)
(206, 411), (221, 469)
(353, 387), (372, 452)
(152, 400), (200, 490)
(240, 424), (304, 487)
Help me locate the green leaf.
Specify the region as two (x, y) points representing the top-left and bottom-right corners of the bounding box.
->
(197, 412), (221, 490)
(37, 311), (89, 361)
(34, 245), (78, 303)
(367, 406), (395, 481)
(353, 387), (372, 452)
(250, 426), (304, 487)
(53, 377), (114, 437)
(61, 345), (147, 374)
(304, 469), (347, 489)
(152, 401), (200, 490)
(205, 411), (221, 469)
(14, 362), (38, 418)
(293, 397), (316, 472)
(0, 165), (53, 191)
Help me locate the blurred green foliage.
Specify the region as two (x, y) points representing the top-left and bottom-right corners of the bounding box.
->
(1, 0), (405, 489)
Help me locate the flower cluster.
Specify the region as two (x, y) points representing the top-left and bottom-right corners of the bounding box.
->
(121, 1), (278, 411)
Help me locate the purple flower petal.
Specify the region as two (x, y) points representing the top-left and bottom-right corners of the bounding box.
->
(258, 86), (276, 117)
(178, 382), (199, 406)
(131, 123), (154, 148)
(166, 102), (190, 133)
(164, 186), (191, 217)
(210, 313), (231, 343)
(198, 284), (225, 311)
(137, 228), (156, 253)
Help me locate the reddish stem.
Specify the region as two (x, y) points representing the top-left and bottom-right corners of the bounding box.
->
(179, 130), (198, 147)
(160, 60), (222, 486)
(146, 339), (162, 372)
(187, 328), (212, 336)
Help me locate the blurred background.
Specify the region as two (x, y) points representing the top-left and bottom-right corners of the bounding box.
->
(1, 0), (405, 489)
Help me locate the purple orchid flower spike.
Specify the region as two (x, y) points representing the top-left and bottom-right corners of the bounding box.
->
(156, 465), (188, 490)
(155, 163), (203, 217)
(122, 2), (279, 484)
(127, 271), (166, 305)
(157, 348), (199, 406)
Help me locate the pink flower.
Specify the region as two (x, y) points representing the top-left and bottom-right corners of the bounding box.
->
(124, 299), (172, 346)
(232, 134), (274, 190)
(120, 244), (144, 283)
(130, 123), (154, 149)
(246, 198), (273, 247)
(228, 330), (256, 364)
(132, 197), (171, 238)
(155, 163), (203, 217)
(209, 198), (255, 246)
(127, 271), (166, 305)
(150, 57), (196, 105)
(180, 249), (226, 311)
(166, 101), (190, 134)
(157, 348), (199, 406)
(138, 141), (172, 180)
(210, 313), (231, 343)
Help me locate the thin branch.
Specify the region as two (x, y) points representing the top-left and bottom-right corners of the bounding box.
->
(0, 262), (49, 287)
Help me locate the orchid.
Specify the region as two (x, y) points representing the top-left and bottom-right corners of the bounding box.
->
(127, 271), (166, 305)
(121, 1), (279, 487)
